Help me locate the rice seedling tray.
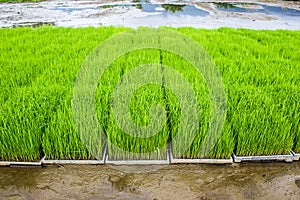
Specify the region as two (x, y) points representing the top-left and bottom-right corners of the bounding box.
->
(41, 146), (107, 165)
(291, 151), (300, 161)
(105, 153), (171, 165)
(105, 145), (171, 165)
(41, 158), (105, 165)
(232, 152), (294, 163)
(169, 152), (233, 164)
(105, 159), (170, 165)
(0, 159), (43, 167)
(1, 28), (300, 163)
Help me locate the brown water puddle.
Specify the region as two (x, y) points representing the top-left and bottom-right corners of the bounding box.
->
(0, 162), (300, 199)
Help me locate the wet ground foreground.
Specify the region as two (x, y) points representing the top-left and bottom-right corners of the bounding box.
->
(0, 162), (300, 199)
(0, 0), (300, 29)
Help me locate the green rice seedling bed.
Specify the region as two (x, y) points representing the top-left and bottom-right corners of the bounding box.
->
(0, 27), (129, 161)
(96, 46), (170, 161)
(177, 27), (300, 157)
(0, 27), (299, 162)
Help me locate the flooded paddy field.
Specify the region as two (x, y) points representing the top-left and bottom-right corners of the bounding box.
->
(0, 162), (300, 199)
(0, 0), (299, 29)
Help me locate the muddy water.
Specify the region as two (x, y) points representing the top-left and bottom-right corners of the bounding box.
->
(0, 162), (300, 199)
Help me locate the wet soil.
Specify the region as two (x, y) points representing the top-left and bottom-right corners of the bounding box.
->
(0, 162), (300, 199)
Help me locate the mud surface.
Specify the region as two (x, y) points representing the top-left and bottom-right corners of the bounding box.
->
(0, 0), (299, 29)
(0, 162), (300, 199)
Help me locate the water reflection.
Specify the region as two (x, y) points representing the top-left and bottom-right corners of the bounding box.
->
(161, 4), (186, 13)
(213, 2), (237, 9)
(98, 1), (206, 16)
(213, 2), (300, 17)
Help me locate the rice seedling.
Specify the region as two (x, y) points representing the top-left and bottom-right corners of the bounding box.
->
(0, 27), (299, 161)
(0, 27), (128, 161)
(177, 27), (300, 156)
(96, 48), (171, 160)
